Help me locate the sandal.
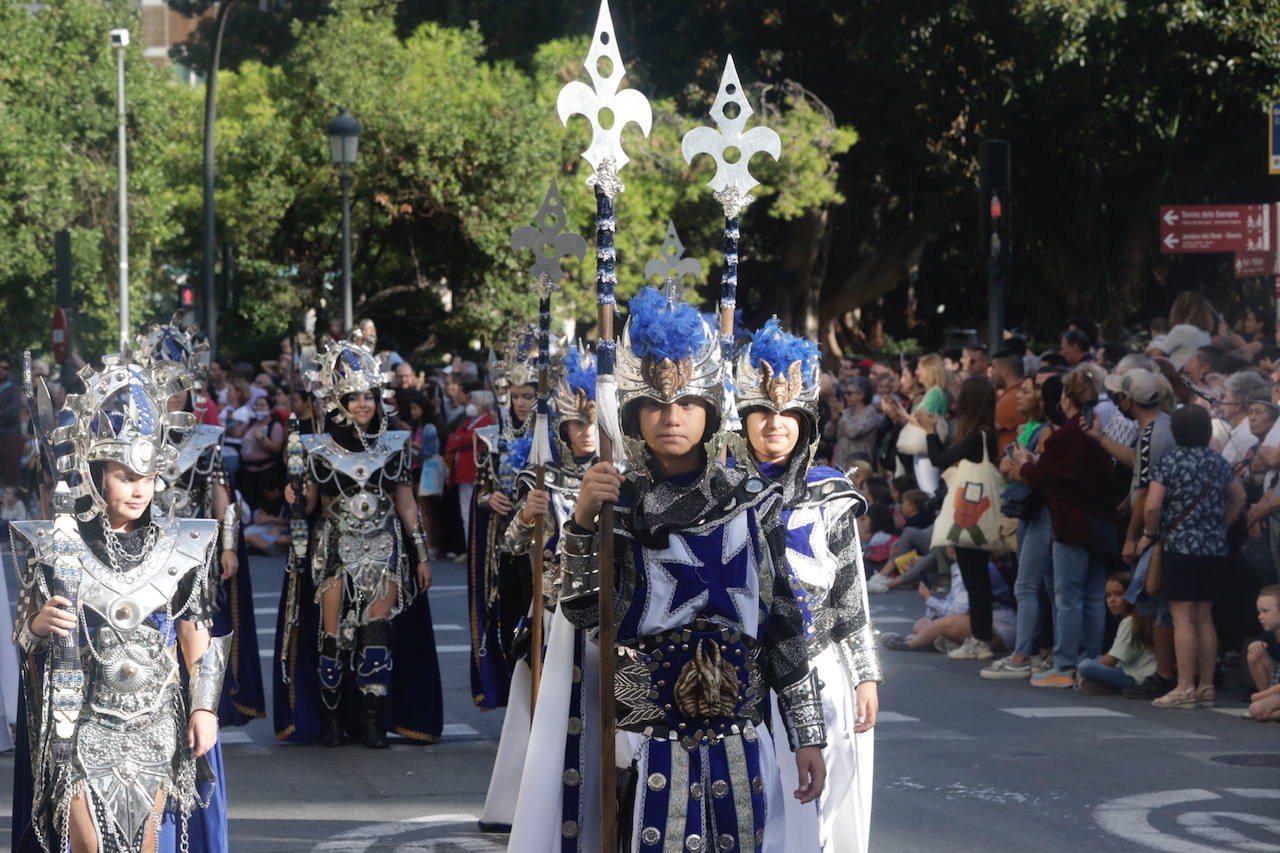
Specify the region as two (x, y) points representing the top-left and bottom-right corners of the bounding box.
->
(1152, 687), (1199, 709)
(1196, 685), (1216, 708)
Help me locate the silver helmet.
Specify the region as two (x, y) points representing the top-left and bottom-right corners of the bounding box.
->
(554, 341), (598, 426)
(734, 317), (821, 419)
(615, 286), (720, 414)
(51, 355), (194, 520)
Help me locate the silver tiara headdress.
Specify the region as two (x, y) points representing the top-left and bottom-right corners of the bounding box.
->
(135, 313), (211, 386)
(304, 334), (391, 425)
(51, 355), (194, 520)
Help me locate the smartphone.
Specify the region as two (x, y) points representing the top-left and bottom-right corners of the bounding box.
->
(1004, 443), (1017, 460)
(1082, 403), (1095, 430)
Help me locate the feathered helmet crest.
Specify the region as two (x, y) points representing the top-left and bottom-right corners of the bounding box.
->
(51, 354), (194, 520)
(735, 317), (821, 417)
(616, 286), (720, 411)
(135, 313), (211, 388)
(304, 333), (392, 425)
(555, 341), (598, 426)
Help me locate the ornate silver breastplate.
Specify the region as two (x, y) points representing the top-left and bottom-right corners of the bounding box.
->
(305, 431), (409, 534)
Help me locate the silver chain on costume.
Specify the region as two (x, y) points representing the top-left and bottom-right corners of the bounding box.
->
(102, 521), (159, 573)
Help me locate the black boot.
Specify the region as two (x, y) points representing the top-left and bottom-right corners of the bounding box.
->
(320, 689), (347, 747)
(319, 634), (347, 747)
(358, 690), (389, 749)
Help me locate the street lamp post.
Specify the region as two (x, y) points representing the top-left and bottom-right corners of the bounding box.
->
(110, 27), (130, 352)
(327, 108), (361, 333)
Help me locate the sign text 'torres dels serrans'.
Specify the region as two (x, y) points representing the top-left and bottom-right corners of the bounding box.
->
(1160, 204), (1272, 253)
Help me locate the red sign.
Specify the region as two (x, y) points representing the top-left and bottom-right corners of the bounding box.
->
(1159, 204), (1271, 253)
(1234, 252), (1277, 278)
(50, 307), (69, 364)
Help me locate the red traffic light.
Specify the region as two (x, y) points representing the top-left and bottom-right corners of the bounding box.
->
(989, 194), (1003, 220)
(179, 284), (196, 307)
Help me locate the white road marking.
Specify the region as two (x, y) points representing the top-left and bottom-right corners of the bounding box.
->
(1095, 788), (1280, 852)
(254, 608), (276, 615)
(1210, 707), (1254, 719)
(218, 730), (252, 744)
(441, 723), (480, 737)
(871, 616), (914, 624)
(875, 711), (920, 723)
(437, 645), (469, 652)
(310, 813), (504, 852)
(1000, 706), (1130, 719)
(430, 585), (467, 592)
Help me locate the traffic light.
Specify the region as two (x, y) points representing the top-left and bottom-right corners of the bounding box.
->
(179, 281), (197, 311)
(981, 139), (1011, 352)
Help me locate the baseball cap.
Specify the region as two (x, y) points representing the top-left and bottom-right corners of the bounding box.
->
(1104, 368), (1159, 406)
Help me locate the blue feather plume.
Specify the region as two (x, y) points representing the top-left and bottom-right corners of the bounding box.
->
(750, 318), (820, 375)
(563, 347), (597, 400)
(627, 287), (706, 362)
(503, 434), (533, 476)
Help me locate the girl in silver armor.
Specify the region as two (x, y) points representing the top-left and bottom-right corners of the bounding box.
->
(288, 337), (435, 748)
(12, 356), (228, 853)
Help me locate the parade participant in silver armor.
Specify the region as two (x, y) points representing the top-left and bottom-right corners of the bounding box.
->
(288, 336), (436, 748)
(138, 319), (266, 727)
(736, 318), (883, 853)
(561, 287), (827, 852)
(468, 328), (538, 712)
(506, 344), (610, 851)
(11, 355), (228, 853)
(486, 344), (600, 835)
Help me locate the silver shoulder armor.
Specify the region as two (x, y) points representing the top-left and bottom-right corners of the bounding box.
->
(302, 431), (408, 488)
(77, 519), (217, 634)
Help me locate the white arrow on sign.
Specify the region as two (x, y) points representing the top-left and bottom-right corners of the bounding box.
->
(1163, 210), (1179, 225)
(1163, 234), (1180, 250)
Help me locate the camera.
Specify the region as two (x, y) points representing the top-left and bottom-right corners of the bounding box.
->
(109, 28), (130, 48)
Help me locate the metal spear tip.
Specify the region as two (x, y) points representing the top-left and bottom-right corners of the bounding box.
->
(555, 0), (652, 180)
(511, 178), (587, 287)
(681, 54), (782, 217)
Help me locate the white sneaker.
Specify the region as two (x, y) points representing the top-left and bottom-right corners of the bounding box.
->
(867, 574), (891, 594)
(947, 637), (995, 660)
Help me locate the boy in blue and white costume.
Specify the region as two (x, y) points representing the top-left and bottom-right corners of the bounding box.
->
(560, 287), (827, 853)
(735, 319), (883, 853)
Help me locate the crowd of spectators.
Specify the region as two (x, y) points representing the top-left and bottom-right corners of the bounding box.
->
(831, 292), (1280, 719)
(4, 296), (1280, 720)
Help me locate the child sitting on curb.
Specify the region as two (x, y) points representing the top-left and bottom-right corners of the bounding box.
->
(1247, 584), (1280, 721)
(1077, 572), (1157, 694)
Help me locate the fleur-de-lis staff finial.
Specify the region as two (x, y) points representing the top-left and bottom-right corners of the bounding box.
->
(681, 55), (782, 431)
(555, 4), (652, 848)
(509, 178), (586, 716)
(644, 219), (703, 302)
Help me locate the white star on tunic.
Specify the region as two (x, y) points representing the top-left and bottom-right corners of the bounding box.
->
(641, 532), (709, 632)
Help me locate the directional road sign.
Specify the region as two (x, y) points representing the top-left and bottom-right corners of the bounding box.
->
(1234, 251), (1278, 278)
(1159, 204), (1271, 253)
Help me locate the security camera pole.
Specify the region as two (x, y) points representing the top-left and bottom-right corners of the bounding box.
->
(111, 28), (130, 352)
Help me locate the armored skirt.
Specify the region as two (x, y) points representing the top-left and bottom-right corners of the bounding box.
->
(558, 464), (826, 853)
(9, 517), (228, 853)
(761, 464), (883, 853)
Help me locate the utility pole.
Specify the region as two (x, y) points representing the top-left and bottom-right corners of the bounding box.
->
(111, 28), (130, 352)
(202, 0), (236, 358)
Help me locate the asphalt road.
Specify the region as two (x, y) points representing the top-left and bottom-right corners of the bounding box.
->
(1, 552), (1277, 852)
